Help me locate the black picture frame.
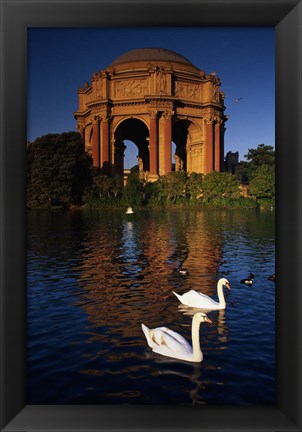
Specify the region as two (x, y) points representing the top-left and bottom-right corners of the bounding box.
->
(1, 0), (301, 431)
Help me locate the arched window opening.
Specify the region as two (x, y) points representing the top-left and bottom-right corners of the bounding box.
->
(124, 140), (138, 170)
(114, 118), (150, 178)
(172, 142), (177, 171)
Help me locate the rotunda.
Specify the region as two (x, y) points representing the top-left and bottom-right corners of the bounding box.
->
(74, 48), (227, 180)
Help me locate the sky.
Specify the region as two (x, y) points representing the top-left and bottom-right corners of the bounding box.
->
(28, 27), (275, 168)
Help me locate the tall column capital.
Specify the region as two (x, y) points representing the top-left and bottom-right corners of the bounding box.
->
(100, 112), (111, 123)
(148, 109), (158, 120)
(205, 117), (214, 125)
(163, 110), (174, 120)
(216, 118), (224, 125)
(91, 115), (100, 124)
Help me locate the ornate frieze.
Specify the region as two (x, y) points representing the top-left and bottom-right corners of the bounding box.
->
(114, 79), (148, 98)
(174, 81), (200, 100)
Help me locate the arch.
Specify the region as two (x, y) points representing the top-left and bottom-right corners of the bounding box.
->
(172, 119), (204, 173)
(84, 125), (93, 156)
(113, 118), (150, 178)
(114, 115), (149, 132)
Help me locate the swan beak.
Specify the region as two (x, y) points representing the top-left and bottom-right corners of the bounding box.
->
(226, 282), (231, 290)
(205, 317), (212, 324)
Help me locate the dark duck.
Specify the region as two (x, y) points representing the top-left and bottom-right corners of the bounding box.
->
(240, 273), (255, 285)
(268, 274), (275, 282)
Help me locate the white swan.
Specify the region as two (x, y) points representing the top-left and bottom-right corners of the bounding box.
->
(141, 312), (212, 363)
(173, 278), (231, 310)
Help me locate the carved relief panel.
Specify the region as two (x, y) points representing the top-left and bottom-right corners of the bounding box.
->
(174, 81), (200, 100)
(114, 79), (148, 98)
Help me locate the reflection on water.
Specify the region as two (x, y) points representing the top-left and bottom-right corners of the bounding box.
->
(27, 209), (275, 405)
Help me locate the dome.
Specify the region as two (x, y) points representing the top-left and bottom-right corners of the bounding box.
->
(110, 48), (197, 67)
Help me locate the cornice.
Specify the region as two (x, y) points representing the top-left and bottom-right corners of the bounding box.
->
(86, 99), (113, 109)
(74, 109), (90, 118)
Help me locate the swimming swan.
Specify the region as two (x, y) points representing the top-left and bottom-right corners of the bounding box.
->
(173, 278), (231, 310)
(142, 312), (212, 362)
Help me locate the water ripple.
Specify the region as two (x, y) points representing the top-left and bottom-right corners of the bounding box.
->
(27, 209), (275, 405)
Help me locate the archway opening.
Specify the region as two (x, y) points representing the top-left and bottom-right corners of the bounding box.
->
(172, 141), (177, 171)
(172, 120), (203, 173)
(114, 118), (149, 177)
(124, 140), (138, 170)
(172, 120), (190, 172)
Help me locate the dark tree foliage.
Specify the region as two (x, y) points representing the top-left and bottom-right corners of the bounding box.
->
(236, 144), (275, 184)
(83, 169), (123, 206)
(27, 132), (92, 209)
(202, 171), (240, 202)
(122, 171), (145, 206)
(249, 165), (275, 200)
(244, 144), (275, 167)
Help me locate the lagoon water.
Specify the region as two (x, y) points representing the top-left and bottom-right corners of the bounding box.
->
(27, 209), (275, 405)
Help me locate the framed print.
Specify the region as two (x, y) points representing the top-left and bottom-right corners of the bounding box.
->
(1, 0), (301, 431)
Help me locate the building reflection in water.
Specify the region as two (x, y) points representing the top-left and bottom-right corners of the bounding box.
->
(76, 211), (225, 326)
(74, 210), (227, 386)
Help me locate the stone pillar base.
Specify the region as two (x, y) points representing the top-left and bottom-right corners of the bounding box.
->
(147, 173), (159, 183)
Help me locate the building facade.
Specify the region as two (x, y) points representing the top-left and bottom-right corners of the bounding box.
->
(74, 48), (228, 181)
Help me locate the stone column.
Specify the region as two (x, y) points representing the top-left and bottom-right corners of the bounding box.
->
(164, 111), (173, 174)
(92, 117), (100, 168)
(214, 120), (221, 171)
(220, 124), (226, 171)
(101, 114), (110, 175)
(205, 119), (214, 173)
(149, 110), (158, 176)
(114, 140), (126, 177)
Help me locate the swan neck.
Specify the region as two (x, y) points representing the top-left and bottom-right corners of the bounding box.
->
(191, 316), (203, 362)
(217, 280), (226, 306)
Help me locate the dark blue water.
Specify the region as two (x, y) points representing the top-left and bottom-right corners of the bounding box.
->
(27, 209), (275, 405)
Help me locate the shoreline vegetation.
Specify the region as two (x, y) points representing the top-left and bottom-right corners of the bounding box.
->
(27, 132), (275, 212)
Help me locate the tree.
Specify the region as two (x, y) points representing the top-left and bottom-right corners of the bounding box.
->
(186, 172), (203, 199)
(202, 171), (240, 202)
(27, 132), (91, 209)
(110, 175), (124, 199)
(248, 165), (275, 200)
(235, 144), (275, 184)
(122, 171), (144, 206)
(244, 144), (275, 168)
(91, 172), (112, 199)
(154, 171), (188, 203)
